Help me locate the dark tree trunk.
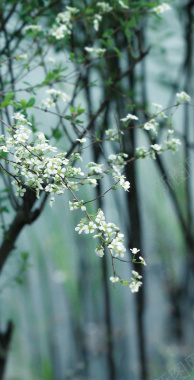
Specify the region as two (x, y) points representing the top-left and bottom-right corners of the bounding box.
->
(0, 322), (13, 380)
(0, 190), (47, 379)
(94, 143), (116, 380)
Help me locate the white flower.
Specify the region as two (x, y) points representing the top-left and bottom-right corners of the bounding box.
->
(48, 57), (56, 64)
(153, 3), (171, 14)
(120, 114), (138, 122)
(108, 237), (126, 258)
(95, 246), (104, 257)
(87, 162), (103, 174)
(0, 145), (8, 152)
(167, 129), (174, 135)
(143, 120), (158, 134)
(97, 2), (113, 12)
(109, 154), (127, 169)
(109, 154), (117, 161)
(75, 222), (86, 234)
(49, 197), (55, 207)
(88, 179), (97, 187)
(13, 126), (31, 143)
(132, 270), (142, 279)
(66, 6), (79, 14)
(118, 0), (129, 9)
(93, 233), (102, 239)
(69, 200), (86, 211)
(46, 89), (70, 103)
(46, 89), (60, 96)
(69, 201), (78, 210)
(60, 92), (70, 102)
(110, 276), (119, 283)
(84, 47), (106, 56)
(40, 98), (54, 108)
(176, 91), (191, 102)
(50, 24), (71, 40)
(12, 112), (26, 122)
(136, 147), (147, 158)
(130, 248), (140, 255)
(152, 103), (162, 109)
(95, 209), (105, 224)
(151, 144), (162, 152)
(93, 15), (102, 31)
(160, 112), (168, 119)
(139, 256), (147, 266)
(105, 129), (115, 136)
(24, 25), (41, 32)
(18, 53), (28, 60)
(165, 138), (181, 152)
(83, 221), (97, 234)
(130, 281), (142, 293)
(120, 178), (130, 191)
(16, 187), (26, 197)
(76, 138), (86, 143)
(36, 132), (47, 143)
(56, 11), (71, 24)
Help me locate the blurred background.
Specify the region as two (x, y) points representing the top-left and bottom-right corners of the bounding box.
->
(0, 0), (194, 379)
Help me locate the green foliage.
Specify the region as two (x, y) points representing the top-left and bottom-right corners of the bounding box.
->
(51, 128), (62, 140)
(1, 93), (15, 108)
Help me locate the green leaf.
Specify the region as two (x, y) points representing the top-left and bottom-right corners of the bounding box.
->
(51, 128), (62, 140)
(77, 108), (85, 116)
(0, 151), (8, 158)
(21, 252), (29, 261)
(0, 92), (15, 108)
(27, 97), (35, 107)
(75, 119), (84, 124)
(15, 278), (23, 285)
(1, 101), (9, 108)
(20, 99), (27, 108)
(23, 81), (32, 86)
(69, 106), (76, 113)
(0, 206), (9, 213)
(4, 92), (14, 102)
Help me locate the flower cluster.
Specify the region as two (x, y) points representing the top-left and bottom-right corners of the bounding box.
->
(108, 153), (128, 169)
(130, 271), (143, 293)
(69, 200), (86, 211)
(75, 210), (142, 287)
(93, 14), (102, 31)
(111, 165), (130, 192)
(75, 209), (127, 258)
(142, 120), (159, 135)
(40, 89), (70, 109)
(176, 91), (191, 103)
(50, 7), (79, 39)
(1, 0), (192, 298)
(118, 0), (129, 9)
(74, 210), (146, 293)
(105, 128), (122, 142)
(0, 112), (100, 203)
(97, 2), (113, 12)
(165, 138), (181, 152)
(24, 25), (42, 33)
(153, 3), (171, 15)
(1, 111), (144, 291)
(136, 147), (147, 159)
(84, 47), (106, 56)
(120, 113), (138, 123)
(109, 247), (146, 293)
